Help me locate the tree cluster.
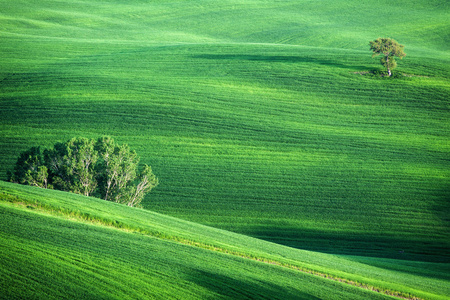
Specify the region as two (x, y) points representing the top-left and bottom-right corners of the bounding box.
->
(7, 137), (158, 207)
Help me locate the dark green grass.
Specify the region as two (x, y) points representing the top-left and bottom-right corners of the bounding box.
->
(1, 0), (449, 262)
(1, 181), (449, 299)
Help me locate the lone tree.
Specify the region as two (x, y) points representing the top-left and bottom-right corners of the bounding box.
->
(8, 137), (158, 207)
(369, 38), (406, 76)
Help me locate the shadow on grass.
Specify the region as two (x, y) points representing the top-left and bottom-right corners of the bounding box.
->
(193, 54), (367, 70)
(186, 269), (319, 300)
(432, 187), (450, 231)
(244, 227), (450, 264)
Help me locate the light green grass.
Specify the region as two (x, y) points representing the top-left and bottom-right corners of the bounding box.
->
(0, 0), (449, 264)
(1, 181), (449, 299)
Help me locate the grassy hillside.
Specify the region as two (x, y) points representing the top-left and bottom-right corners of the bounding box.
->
(1, 181), (449, 299)
(1, 0), (449, 262)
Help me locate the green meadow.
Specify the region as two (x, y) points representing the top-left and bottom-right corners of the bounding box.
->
(1, 181), (449, 299)
(0, 0), (449, 298)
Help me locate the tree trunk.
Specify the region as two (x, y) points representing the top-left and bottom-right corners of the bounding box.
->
(386, 55), (391, 76)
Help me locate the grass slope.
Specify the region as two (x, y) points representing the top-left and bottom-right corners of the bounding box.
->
(0, 0), (449, 262)
(1, 181), (449, 299)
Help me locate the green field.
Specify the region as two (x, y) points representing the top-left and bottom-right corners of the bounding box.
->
(0, 0), (449, 298)
(1, 181), (449, 299)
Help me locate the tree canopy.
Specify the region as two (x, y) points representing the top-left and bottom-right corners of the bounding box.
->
(369, 38), (406, 76)
(8, 137), (158, 207)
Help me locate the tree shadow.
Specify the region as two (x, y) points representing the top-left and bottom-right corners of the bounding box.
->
(192, 54), (367, 71)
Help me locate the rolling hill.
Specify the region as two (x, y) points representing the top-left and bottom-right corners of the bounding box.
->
(1, 181), (449, 299)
